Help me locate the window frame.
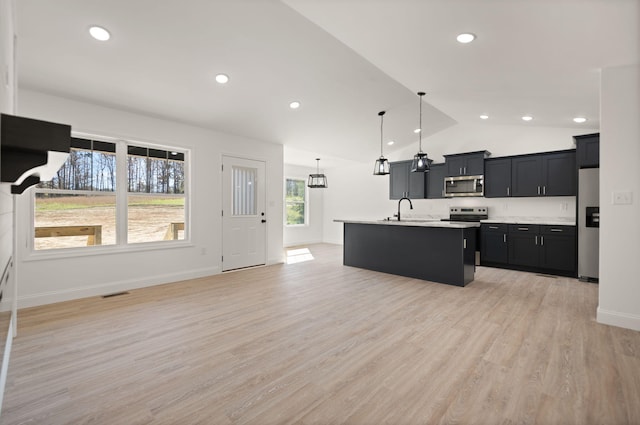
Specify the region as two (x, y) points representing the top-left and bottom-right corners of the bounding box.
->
(284, 177), (308, 227)
(28, 134), (191, 259)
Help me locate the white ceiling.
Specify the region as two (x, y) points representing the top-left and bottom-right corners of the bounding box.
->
(16, 0), (639, 168)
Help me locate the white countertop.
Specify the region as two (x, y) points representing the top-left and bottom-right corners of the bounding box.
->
(481, 217), (576, 226)
(334, 219), (480, 229)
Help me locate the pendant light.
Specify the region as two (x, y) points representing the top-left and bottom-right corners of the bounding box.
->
(373, 110), (390, 175)
(410, 91), (430, 172)
(308, 158), (328, 188)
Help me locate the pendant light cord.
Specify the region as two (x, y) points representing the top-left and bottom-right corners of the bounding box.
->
(379, 111), (385, 157)
(418, 92), (425, 153)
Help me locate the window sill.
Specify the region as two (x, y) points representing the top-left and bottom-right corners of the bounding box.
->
(23, 240), (195, 262)
(285, 224), (308, 228)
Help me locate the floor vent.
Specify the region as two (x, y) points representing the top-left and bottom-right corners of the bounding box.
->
(102, 291), (130, 298)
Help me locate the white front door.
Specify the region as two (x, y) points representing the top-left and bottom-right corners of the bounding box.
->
(222, 156), (267, 271)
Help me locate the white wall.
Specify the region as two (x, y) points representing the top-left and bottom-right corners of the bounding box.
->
(323, 123), (581, 245)
(12, 89), (284, 308)
(0, 0), (16, 415)
(598, 64), (640, 331)
(283, 164), (323, 247)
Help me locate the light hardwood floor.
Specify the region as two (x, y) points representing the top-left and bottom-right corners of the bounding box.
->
(2, 243), (639, 424)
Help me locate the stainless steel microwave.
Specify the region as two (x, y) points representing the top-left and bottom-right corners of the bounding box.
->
(444, 175), (484, 197)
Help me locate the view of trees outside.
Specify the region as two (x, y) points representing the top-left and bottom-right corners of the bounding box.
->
(34, 141), (186, 250)
(285, 178), (306, 225)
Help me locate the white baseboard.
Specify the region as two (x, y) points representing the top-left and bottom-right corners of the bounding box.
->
(597, 306), (640, 331)
(283, 239), (323, 248)
(16, 265), (221, 309)
(0, 315), (15, 418)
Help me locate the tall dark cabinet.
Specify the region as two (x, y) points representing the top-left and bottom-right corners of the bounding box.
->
(575, 133), (600, 168)
(389, 160), (426, 199)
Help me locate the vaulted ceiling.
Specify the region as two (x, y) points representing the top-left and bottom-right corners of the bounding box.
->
(16, 0), (639, 168)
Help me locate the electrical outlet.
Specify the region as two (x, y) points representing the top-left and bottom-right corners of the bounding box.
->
(612, 191), (633, 205)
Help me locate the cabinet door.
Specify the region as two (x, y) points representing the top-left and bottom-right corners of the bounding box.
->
(539, 225), (576, 272)
(511, 156), (542, 196)
(481, 226), (509, 264)
(508, 225), (540, 267)
(576, 134), (599, 168)
(408, 169), (426, 198)
(465, 154), (485, 176)
(389, 161), (410, 199)
(542, 151), (576, 196)
(446, 157), (465, 177)
(484, 158), (512, 198)
(539, 234), (576, 272)
(427, 163), (446, 199)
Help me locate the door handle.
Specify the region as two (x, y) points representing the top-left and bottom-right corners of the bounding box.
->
(261, 219), (267, 223)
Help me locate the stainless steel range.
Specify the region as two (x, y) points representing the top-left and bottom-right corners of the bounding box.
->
(441, 206), (488, 222)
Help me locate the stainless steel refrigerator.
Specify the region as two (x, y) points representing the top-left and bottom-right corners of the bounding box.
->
(578, 168), (599, 282)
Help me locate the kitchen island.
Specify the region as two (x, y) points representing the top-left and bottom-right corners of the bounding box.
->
(335, 219), (479, 287)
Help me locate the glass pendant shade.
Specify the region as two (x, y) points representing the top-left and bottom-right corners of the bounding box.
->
(373, 157), (390, 175)
(411, 92), (430, 173)
(308, 158), (328, 188)
(373, 110), (390, 175)
(411, 152), (430, 172)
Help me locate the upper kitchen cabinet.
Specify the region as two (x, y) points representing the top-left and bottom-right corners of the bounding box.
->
(426, 163), (446, 199)
(484, 157), (512, 198)
(511, 150), (576, 197)
(389, 160), (426, 199)
(575, 133), (600, 168)
(444, 151), (490, 177)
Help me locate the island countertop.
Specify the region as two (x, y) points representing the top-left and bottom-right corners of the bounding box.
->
(333, 219), (480, 229)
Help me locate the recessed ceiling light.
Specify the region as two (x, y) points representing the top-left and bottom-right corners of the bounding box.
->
(289, 101), (301, 109)
(215, 74), (229, 84)
(414, 128), (421, 134)
(89, 26), (110, 41)
(387, 140), (395, 146)
(480, 114), (489, 120)
(456, 33), (476, 43)
(573, 117), (587, 123)
(522, 115), (533, 121)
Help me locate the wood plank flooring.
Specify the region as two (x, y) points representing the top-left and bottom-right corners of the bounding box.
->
(2, 243), (639, 424)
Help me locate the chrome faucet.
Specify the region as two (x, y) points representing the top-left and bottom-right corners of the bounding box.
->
(396, 197), (413, 221)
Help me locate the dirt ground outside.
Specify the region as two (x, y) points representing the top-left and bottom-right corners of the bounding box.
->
(34, 196), (185, 250)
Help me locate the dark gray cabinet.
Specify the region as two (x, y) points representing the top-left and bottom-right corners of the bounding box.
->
(389, 160), (426, 199)
(444, 151), (489, 177)
(575, 133), (599, 168)
(480, 222), (576, 276)
(538, 225), (576, 272)
(484, 158), (512, 198)
(426, 163), (446, 199)
(508, 225), (541, 267)
(511, 150), (576, 197)
(480, 223), (508, 263)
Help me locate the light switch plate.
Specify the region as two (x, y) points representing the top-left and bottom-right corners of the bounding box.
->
(612, 191), (633, 205)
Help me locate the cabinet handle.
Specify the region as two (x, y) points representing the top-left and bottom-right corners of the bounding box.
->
(489, 226), (499, 229)
(518, 227), (529, 231)
(460, 167), (463, 175)
(464, 166), (467, 175)
(550, 228), (563, 232)
(503, 234), (506, 243)
(537, 186), (541, 195)
(464, 238), (467, 249)
(507, 187), (510, 196)
(535, 235), (538, 245)
(543, 186), (546, 195)
(541, 236), (544, 246)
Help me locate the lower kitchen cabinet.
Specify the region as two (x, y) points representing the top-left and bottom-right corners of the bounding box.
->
(480, 223), (576, 277)
(480, 223), (508, 263)
(538, 225), (577, 272)
(508, 225), (541, 268)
